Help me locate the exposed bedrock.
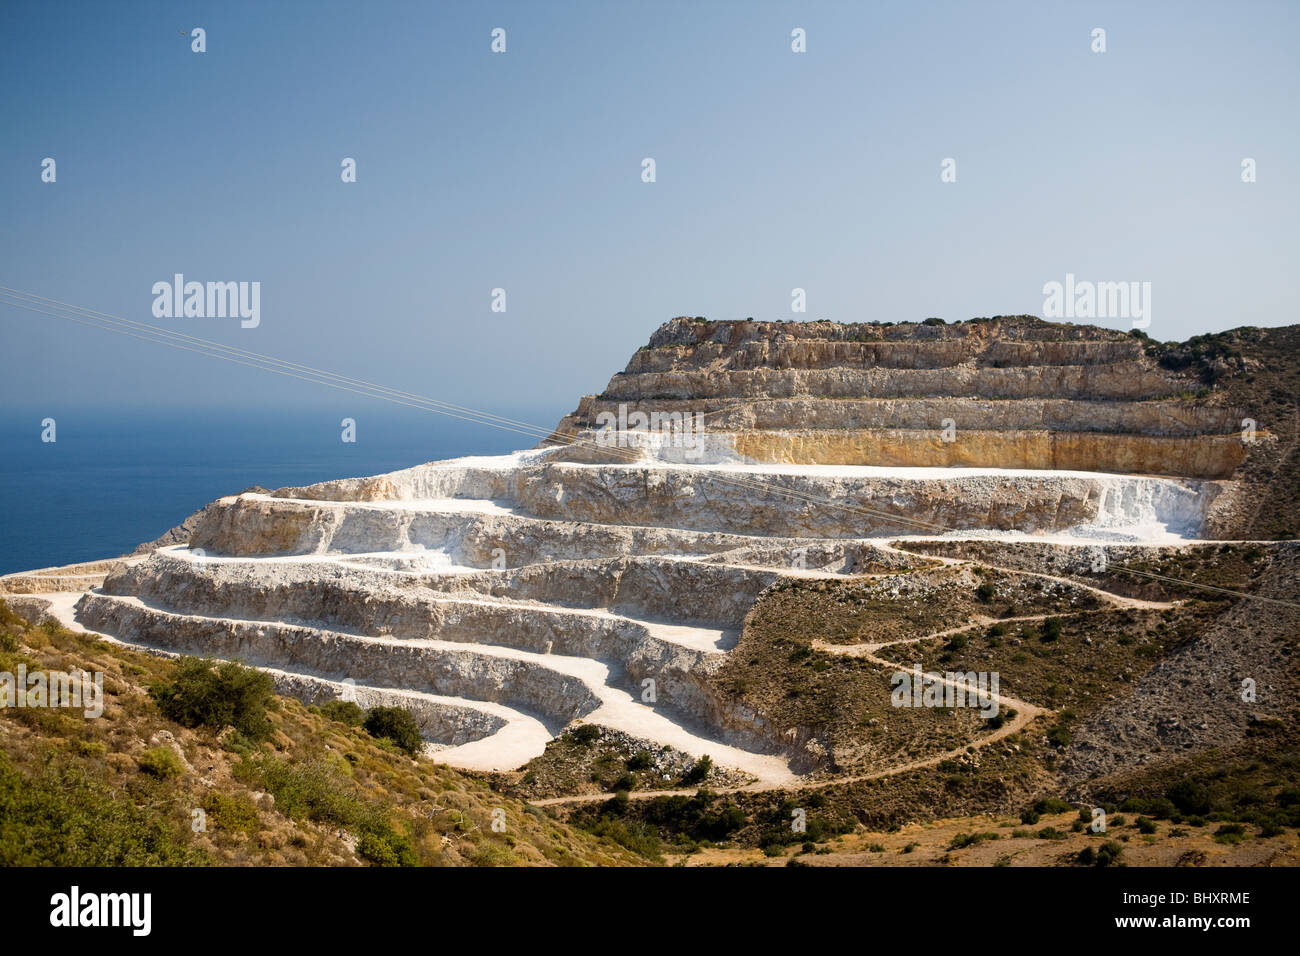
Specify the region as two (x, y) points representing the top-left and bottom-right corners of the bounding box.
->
(625, 337), (1148, 373)
(549, 316), (1255, 484)
(77, 586), (786, 761)
(601, 364), (1177, 402)
(512, 464), (1217, 538)
(185, 461), (1218, 556)
(724, 430), (1244, 479)
(186, 492), (917, 561)
(552, 424), (1244, 479)
(565, 396), (1245, 436)
(77, 592), (604, 725)
(265, 670), (509, 747)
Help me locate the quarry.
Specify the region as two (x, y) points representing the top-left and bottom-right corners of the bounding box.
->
(2, 315), (1296, 817)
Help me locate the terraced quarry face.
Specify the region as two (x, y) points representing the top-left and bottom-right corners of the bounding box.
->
(4, 316), (1297, 840)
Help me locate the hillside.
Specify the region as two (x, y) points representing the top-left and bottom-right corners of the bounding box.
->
(0, 602), (642, 866)
(2, 314), (1297, 867)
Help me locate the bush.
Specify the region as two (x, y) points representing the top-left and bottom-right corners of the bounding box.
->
(202, 792), (260, 834)
(976, 582), (996, 603)
(1168, 780), (1212, 816)
(1041, 618), (1063, 643)
(1095, 841), (1124, 866)
(1034, 797), (1073, 815)
(149, 657), (274, 740)
(0, 751), (204, 865)
(569, 725), (601, 746)
(137, 746), (184, 779)
(357, 825), (418, 866)
(362, 706), (423, 757)
(950, 831), (998, 849)
(1119, 796), (1177, 819)
(319, 700), (365, 726)
(627, 750), (653, 772)
(682, 755), (713, 785)
(236, 755), (417, 866)
(1213, 823), (1246, 845)
(1047, 725), (1072, 748)
(1136, 816), (1158, 834)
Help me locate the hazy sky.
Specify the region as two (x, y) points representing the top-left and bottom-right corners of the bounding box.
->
(2, 0), (1296, 418)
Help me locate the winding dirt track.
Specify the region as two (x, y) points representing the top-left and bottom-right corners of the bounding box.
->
(4, 538), (1185, 809)
(532, 548), (1181, 808)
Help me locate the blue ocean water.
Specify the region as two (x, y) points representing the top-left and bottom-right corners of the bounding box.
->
(0, 404), (562, 575)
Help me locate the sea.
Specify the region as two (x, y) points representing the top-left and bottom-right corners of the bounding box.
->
(0, 404), (563, 575)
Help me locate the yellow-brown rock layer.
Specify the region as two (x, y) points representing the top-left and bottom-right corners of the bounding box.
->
(728, 430), (1247, 479)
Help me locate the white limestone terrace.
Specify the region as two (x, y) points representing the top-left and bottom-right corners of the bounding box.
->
(0, 313), (1257, 786)
(191, 446), (1220, 547)
(0, 429), (1227, 787)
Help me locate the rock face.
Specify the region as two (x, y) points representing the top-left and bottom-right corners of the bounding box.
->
(4, 315), (1282, 785)
(550, 315), (1252, 481)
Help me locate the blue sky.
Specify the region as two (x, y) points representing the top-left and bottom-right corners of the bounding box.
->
(1, 0), (1297, 418)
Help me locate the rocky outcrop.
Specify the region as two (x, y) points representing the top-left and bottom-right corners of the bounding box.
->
(551, 316), (1254, 482)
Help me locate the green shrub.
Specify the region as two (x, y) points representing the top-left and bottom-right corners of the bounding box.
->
(203, 791), (259, 834)
(319, 700), (365, 726)
(1096, 840), (1123, 866)
(357, 824), (418, 866)
(976, 582), (996, 603)
(1034, 797), (1073, 815)
(1047, 724), (1072, 748)
(682, 755), (713, 785)
(569, 725), (601, 746)
(0, 751), (204, 865)
(236, 754), (416, 865)
(137, 746), (184, 779)
(1213, 823), (1246, 845)
(149, 657), (274, 740)
(1119, 796), (1177, 819)
(584, 817), (662, 860)
(950, 831), (998, 849)
(627, 750), (653, 771)
(362, 706), (423, 757)
(1136, 816), (1158, 834)
(1168, 780), (1212, 816)
(1041, 617), (1063, 642)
